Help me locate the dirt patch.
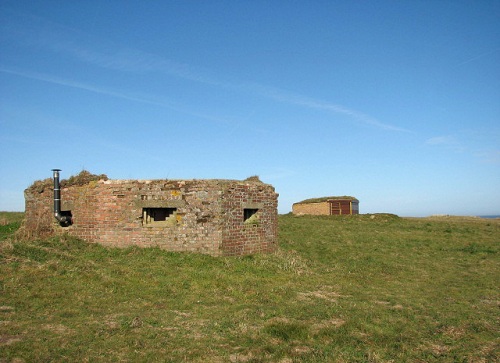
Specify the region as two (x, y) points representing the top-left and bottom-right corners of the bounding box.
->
(297, 290), (344, 303)
(429, 343), (450, 356)
(311, 318), (346, 333)
(0, 335), (22, 346)
(42, 324), (74, 335)
(230, 352), (255, 363)
(438, 325), (466, 339)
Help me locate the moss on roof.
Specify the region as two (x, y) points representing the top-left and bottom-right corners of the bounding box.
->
(294, 196), (359, 204)
(27, 170), (108, 193)
(26, 171), (268, 194)
(62, 170), (109, 187)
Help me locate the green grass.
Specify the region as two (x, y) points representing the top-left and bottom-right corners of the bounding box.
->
(0, 213), (498, 362)
(0, 212), (24, 241)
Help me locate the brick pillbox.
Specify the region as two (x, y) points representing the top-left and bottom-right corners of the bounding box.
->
(23, 171), (278, 256)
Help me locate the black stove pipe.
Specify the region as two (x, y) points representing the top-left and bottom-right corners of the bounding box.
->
(52, 169), (72, 226)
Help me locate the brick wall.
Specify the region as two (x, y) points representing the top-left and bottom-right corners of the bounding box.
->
(292, 202), (330, 216)
(23, 177), (278, 256)
(221, 183), (278, 256)
(292, 199), (359, 216)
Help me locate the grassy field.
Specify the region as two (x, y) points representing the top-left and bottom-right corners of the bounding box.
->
(0, 212), (498, 362)
(0, 212), (24, 241)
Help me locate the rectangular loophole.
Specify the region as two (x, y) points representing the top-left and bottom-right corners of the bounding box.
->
(244, 208), (258, 221)
(143, 207), (177, 225)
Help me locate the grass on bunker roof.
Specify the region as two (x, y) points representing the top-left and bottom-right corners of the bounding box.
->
(0, 213), (498, 362)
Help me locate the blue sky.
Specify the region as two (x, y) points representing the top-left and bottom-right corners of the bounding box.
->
(1, 1), (499, 216)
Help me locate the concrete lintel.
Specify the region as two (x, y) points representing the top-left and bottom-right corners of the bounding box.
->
(135, 200), (187, 208)
(243, 202), (264, 209)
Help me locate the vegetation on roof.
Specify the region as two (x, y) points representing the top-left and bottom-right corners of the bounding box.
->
(26, 171), (270, 194)
(62, 170), (108, 187)
(27, 170), (108, 193)
(244, 175), (262, 183)
(294, 196), (359, 204)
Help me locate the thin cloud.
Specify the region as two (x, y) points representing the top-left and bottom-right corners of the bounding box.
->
(0, 67), (254, 131)
(67, 44), (408, 132)
(425, 135), (458, 146)
(1, 9), (221, 86)
(427, 135), (500, 164)
(426, 135), (466, 153)
(17, 20), (408, 133)
(49, 41), (220, 86)
(0, 67), (155, 104)
(456, 48), (500, 67)
(474, 150), (500, 164)
(249, 85), (410, 132)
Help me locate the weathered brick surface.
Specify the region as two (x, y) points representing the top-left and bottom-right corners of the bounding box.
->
(292, 202), (330, 215)
(292, 199), (359, 216)
(221, 183), (278, 256)
(24, 177), (278, 256)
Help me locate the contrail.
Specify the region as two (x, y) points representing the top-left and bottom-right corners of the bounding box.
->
(457, 48), (499, 66)
(18, 30), (409, 132)
(243, 83), (411, 132)
(0, 67), (152, 103)
(0, 67), (253, 129)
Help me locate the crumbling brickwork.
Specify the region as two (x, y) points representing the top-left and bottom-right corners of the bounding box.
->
(23, 173), (278, 256)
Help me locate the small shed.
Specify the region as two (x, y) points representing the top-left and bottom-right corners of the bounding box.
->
(292, 196), (359, 216)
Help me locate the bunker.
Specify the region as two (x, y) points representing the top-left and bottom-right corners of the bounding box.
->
(292, 196), (359, 216)
(23, 170), (279, 256)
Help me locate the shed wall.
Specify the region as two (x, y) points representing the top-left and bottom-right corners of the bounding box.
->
(292, 202), (330, 216)
(330, 200), (354, 215)
(292, 199), (359, 216)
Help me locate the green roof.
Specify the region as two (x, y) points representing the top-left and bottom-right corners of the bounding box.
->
(294, 196), (359, 205)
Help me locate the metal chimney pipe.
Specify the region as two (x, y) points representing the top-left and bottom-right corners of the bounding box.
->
(52, 169), (71, 226)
